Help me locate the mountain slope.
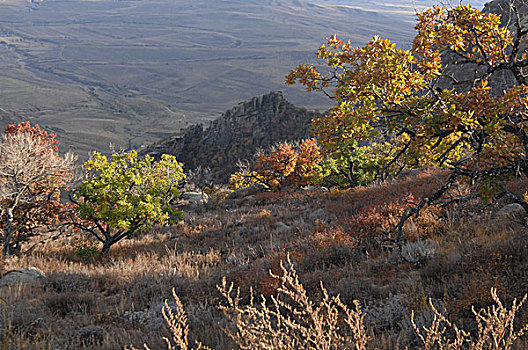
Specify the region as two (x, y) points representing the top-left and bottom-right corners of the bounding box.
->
(141, 91), (321, 182)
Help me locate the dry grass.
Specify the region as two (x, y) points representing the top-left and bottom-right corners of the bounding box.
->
(138, 260), (527, 350)
(411, 288), (528, 350)
(0, 172), (527, 348)
(216, 254), (369, 350)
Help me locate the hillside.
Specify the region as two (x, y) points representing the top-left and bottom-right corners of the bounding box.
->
(2, 0), (528, 349)
(2, 173), (528, 349)
(141, 91), (321, 182)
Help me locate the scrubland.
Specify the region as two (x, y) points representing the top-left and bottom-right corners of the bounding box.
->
(2, 170), (528, 349)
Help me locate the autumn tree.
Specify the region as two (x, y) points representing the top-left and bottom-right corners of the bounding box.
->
(0, 122), (75, 255)
(287, 2), (528, 240)
(230, 139), (323, 191)
(74, 151), (185, 255)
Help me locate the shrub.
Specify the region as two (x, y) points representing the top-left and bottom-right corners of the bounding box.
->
(0, 122), (75, 255)
(136, 255), (369, 350)
(74, 151), (185, 255)
(217, 256), (369, 350)
(73, 237), (100, 261)
(317, 140), (392, 188)
(230, 139), (323, 191)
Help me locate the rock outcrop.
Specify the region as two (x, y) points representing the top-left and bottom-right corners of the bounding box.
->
(438, 0), (528, 94)
(142, 91), (322, 183)
(180, 192), (209, 205)
(0, 268), (46, 287)
(495, 203), (527, 220)
(484, 0), (528, 24)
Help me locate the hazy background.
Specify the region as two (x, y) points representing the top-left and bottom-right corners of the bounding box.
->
(0, 0), (488, 156)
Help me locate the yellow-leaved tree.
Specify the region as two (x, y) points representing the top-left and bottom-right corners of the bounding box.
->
(287, 2), (528, 240)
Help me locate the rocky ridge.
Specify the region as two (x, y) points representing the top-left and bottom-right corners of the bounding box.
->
(484, 0), (528, 23)
(142, 91), (322, 183)
(439, 0), (528, 93)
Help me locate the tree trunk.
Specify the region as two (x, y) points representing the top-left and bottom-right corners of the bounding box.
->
(3, 207), (14, 256)
(101, 239), (113, 256)
(3, 193), (22, 256)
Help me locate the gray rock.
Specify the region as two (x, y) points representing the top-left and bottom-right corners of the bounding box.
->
(0, 268), (46, 287)
(74, 326), (105, 345)
(496, 203), (526, 220)
(238, 195), (256, 205)
(124, 300), (183, 331)
(302, 186), (329, 192)
(400, 239), (438, 265)
(274, 221), (291, 233)
(226, 184), (267, 200)
(180, 191), (208, 205)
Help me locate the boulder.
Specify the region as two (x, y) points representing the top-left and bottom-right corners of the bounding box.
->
(400, 239), (438, 265)
(274, 221), (291, 233)
(0, 267), (46, 287)
(180, 191), (208, 205)
(302, 186), (329, 193)
(496, 203), (526, 220)
(123, 300), (184, 331)
(226, 184), (267, 200)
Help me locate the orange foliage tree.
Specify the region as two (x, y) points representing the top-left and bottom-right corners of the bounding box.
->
(0, 122), (76, 255)
(230, 139), (323, 191)
(287, 3), (528, 240)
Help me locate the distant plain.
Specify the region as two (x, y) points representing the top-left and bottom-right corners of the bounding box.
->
(0, 0), (487, 157)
